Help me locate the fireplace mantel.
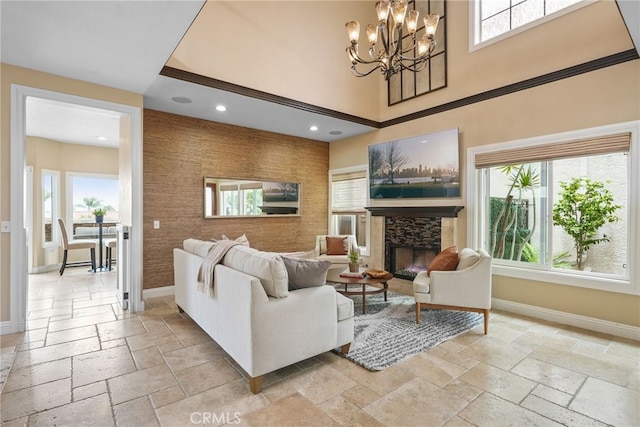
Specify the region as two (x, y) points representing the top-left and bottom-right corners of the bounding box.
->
(366, 206), (464, 218)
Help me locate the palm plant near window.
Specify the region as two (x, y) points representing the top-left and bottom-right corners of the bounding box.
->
(490, 164), (540, 261)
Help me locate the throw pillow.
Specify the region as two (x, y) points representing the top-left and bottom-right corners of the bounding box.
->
(427, 246), (459, 276)
(457, 248), (480, 270)
(326, 236), (348, 255)
(282, 257), (332, 290)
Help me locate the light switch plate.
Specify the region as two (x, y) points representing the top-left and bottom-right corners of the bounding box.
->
(153, 220), (160, 229)
(1, 221), (10, 233)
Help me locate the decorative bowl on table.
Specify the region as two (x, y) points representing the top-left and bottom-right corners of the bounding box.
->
(365, 269), (389, 279)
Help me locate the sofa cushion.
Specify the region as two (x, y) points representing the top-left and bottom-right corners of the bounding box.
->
(222, 245), (289, 298)
(427, 246), (459, 276)
(282, 257), (332, 290)
(457, 248), (480, 270)
(183, 238), (216, 258)
(336, 293), (354, 321)
(217, 234), (251, 247)
(326, 236), (348, 255)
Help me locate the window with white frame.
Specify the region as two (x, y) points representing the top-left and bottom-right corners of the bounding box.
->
(472, 0), (587, 47)
(42, 169), (60, 247)
(330, 168), (370, 255)
(470, 122), (639, 294)
(67, 173), (119, 225)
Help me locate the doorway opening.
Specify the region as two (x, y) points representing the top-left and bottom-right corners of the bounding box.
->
(6, 84), (143, 335)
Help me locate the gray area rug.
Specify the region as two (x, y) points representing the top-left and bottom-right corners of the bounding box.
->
(338, 290), (483, 371)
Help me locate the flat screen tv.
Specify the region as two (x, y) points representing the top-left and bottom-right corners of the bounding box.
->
(368, 128), (460, 199)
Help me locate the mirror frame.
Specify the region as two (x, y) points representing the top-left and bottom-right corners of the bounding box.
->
(204, 177), (301, 218)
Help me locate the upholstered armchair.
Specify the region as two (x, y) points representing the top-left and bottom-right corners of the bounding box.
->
(314, 235), (358, 266)
(413, 248), (492, 334)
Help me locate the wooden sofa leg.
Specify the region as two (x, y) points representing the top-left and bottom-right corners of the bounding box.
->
(416, 303), (421, 324)
(176, 305), (184, 313)
(483, 309), (490, 334)
(340, 343), (351, 354)
(249, 376), (263, 394)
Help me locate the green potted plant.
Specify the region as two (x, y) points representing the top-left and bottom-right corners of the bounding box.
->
(348, 246), (360, 273)
(92, 207), (106, 224)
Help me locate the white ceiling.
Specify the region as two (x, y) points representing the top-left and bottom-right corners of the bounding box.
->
(1, 0), (375, 147)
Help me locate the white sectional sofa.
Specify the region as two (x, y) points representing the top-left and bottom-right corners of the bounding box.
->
(173, 241), (354, 393)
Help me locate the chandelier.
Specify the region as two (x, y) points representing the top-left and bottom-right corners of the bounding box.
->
(345, 0), (440, 80)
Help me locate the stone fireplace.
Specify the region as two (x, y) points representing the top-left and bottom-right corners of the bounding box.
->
(366, 206), (464, 280)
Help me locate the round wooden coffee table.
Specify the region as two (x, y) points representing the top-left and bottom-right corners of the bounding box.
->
(326, 268), (393, 314)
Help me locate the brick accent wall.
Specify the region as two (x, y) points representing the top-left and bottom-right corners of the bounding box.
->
(143, 109), (329, 289)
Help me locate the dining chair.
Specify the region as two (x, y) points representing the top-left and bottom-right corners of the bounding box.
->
(57, 218), (97, 275)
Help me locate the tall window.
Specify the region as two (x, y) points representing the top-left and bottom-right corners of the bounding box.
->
(470, 122), (638, 294)
(472, 0), (586, 47)
(330, 168), (369, 255)
(42, 169), (60, 247)
(68, 173), (119, 225)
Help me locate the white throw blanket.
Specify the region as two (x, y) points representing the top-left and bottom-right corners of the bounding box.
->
(197, 240), (240, 296)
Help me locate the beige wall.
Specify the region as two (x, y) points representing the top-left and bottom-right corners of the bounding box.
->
(0, 63), (142, 322)
(329, 1), (640, 327)
(25, 137), (119, 269)
(142, 109), (330, 289)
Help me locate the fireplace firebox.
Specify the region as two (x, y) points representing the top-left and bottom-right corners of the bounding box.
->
(388, 244), (438, 280)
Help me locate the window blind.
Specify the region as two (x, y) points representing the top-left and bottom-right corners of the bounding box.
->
(331, 170), (367, 213)
(475, 133), (631, 168)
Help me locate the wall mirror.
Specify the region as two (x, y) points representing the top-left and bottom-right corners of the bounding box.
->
(204, 177), (301, 218)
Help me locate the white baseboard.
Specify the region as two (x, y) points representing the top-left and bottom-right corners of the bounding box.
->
(0, 319), (24, 336)
(30, 265), (59, 274)
(142, 286), (175, 299)
(492, 298), (640, 341)
(0, 320), (15, 335)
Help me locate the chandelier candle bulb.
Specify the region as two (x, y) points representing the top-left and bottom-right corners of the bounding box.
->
(406, 10), (419, 33)
(424, 15), (440, 36)
(391, 0), (408, 27)
(367, 24), (378, 44)
(346, 20), (360, 43)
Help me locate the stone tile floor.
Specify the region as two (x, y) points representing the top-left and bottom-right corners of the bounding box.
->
(0, 267), (638, 426)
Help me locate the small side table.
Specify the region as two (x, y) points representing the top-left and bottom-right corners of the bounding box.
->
(326, 268), (393, 314)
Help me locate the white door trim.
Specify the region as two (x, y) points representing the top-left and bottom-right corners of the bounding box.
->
(8, 84), (144, 334)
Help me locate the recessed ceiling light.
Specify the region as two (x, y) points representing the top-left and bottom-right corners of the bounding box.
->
(215, 105), (227, 112)
(96, 136), (107, 141)
(329, 130), (343, 135)
(171, 96), (192, 104)
(309, 125), (319, 132)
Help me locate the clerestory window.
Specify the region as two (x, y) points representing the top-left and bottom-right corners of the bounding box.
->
(471, 0), (588, 49)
